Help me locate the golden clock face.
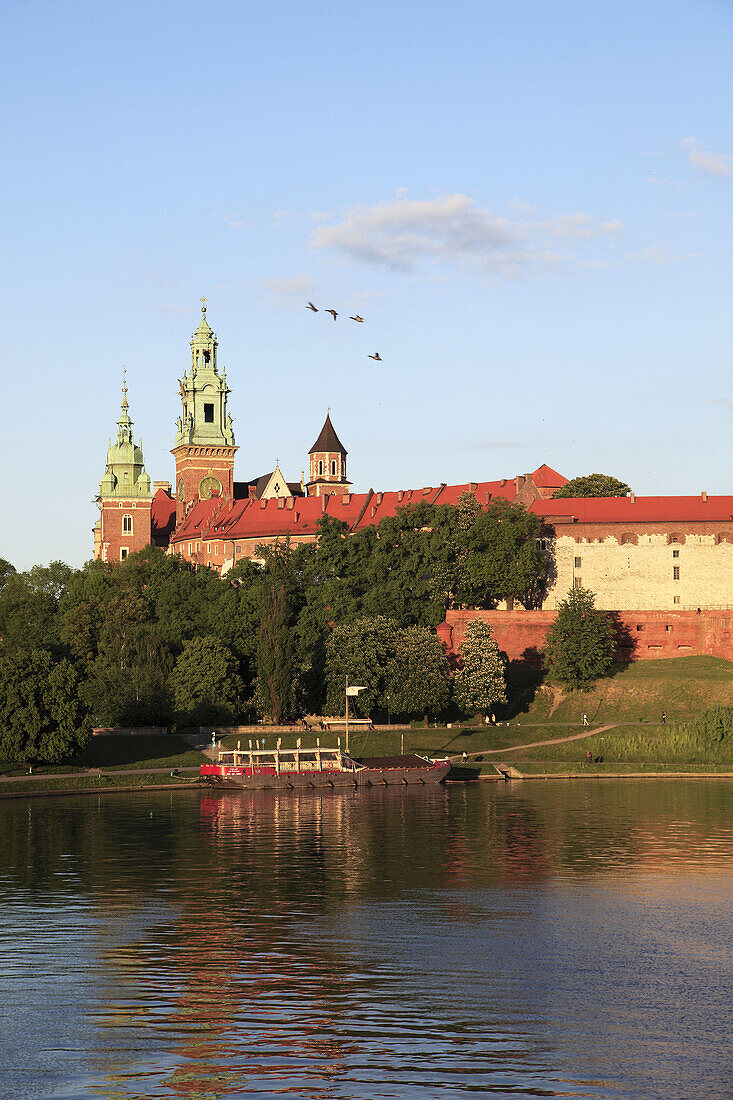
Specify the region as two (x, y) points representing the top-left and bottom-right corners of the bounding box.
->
(199, 475), (222, 500)
(177, 477), (185, 502)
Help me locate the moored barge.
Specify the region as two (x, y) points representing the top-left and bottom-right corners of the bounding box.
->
(200, 742), (450, 790)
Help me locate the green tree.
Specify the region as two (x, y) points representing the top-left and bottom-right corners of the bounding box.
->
(0, 561), (75, 654)
(324, 616), (400, 716)
(169, 635), (243, 725)
(385, 625), (451, 719)
(431, 495), (550, 611)
(0, 649), (90, 764)
(553, 473), (631, 498)
(454, 619), (507, 718)
(257, 575), (295, 723)
(0, 558), (16, 593)
(543, 586), (615, 689)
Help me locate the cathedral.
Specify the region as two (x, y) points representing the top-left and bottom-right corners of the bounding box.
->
(93, 305), (733, 650)
(93, 302), (357, 565)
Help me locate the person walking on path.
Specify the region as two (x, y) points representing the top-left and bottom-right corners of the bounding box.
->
(582, 713), (589, 726)
(661, 712), (666, 725)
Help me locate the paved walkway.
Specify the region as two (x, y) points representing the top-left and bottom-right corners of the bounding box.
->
(448, 723), (620, 761)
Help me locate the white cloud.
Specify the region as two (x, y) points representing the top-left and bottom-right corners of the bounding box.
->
(310, 194), (625, 277)
(682, 137), (732, 178)
(546, 213), (624, 239)
(262, 275), (315, 304)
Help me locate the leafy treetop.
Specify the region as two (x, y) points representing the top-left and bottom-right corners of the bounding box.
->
(553, 473), (631, 498)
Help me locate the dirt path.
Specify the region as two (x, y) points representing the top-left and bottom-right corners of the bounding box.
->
(449, 723), (620, 760)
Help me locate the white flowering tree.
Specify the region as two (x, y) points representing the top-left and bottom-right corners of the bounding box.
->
(454, 619), (507, 719)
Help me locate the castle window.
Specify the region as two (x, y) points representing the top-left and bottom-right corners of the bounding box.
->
(673, 549), (679, 558)
(120, 548), (128, 560)
(331, 460), (337, 476)
(123, 514), (132, 534)
(573, 576), (582, 588)
(673, 596), (680, 604)
(318, 460), (323, 476)
(204, 403), (214, 423)
(673, 566), (680, 580)
(574, 557), (581, 569)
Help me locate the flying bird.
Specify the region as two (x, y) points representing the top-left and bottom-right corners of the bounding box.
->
(306, 302), (318, 312)
(325, 309), (338, 321)
(350, 314), (365, 323)
(368, 352), (382, 361)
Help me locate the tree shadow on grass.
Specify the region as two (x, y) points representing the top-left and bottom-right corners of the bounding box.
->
(73, 735), (196, 769)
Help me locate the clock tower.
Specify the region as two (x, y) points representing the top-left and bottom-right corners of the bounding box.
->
(171, 300), (238, 524)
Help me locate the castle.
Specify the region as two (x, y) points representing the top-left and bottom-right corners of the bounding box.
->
(94, 305), (733, 659)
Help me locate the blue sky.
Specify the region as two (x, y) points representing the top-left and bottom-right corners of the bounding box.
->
(2, 0), (732, 569)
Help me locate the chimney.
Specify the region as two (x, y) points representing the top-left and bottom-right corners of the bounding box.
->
(701, 490), (707, 502)
(398, 490), (404, 501)
(321, 494), (328, 512)
(260, 499), (267, 509)
(376, 492), (383, 504)
(248, 484), (257, 500)
(286, 497), (294, 510)
(500, 478), (506, 487)
(278, 497), (286, 509)
(153, 481), (172, 496)
(629, 493), (635, 504)
(469, 482), (477, 492)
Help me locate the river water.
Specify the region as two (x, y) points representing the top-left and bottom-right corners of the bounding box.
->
(1, 780), (732, 1099)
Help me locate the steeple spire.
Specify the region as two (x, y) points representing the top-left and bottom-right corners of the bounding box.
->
(98, 378), (151, 499)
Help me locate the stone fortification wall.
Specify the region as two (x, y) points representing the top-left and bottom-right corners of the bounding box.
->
(542, 528), (733, 611)
(441, 608), (733, 663)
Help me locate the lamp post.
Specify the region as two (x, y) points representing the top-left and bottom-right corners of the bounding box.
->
(345, 678), (366, 755)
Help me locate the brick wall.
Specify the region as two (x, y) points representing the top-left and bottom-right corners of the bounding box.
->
(441, 608), (733, 663)
(542, 525), (733, 611)
(99, 498), (153, 562)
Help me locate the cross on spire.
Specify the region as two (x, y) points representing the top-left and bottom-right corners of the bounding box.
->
(200, 295), (207, 313)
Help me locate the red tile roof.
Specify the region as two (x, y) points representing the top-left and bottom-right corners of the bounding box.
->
(166, 462), (733, 551)
(151, 490), (176, 538)
(531, 463), (568, 489)
(531, 496), (733, 523)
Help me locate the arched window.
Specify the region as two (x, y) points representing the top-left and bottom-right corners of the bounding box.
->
(331, 460), (337, 476)
(318, 460), (323, 476)
(123, 514), (133, 533)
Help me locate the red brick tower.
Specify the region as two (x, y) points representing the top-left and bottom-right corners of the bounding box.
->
(306, 412), (352, 497)
(171, 300), (238, 524)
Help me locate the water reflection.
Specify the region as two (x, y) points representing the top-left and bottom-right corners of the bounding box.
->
(1, 781), (732, 1099)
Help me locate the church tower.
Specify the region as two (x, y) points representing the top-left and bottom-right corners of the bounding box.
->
(307, 413), (352, 497)
(171, 300), (237, 523)
(94, 379), (153, 561)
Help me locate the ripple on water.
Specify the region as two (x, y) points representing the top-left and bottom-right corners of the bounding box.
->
(0, 781), (731, 1099)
